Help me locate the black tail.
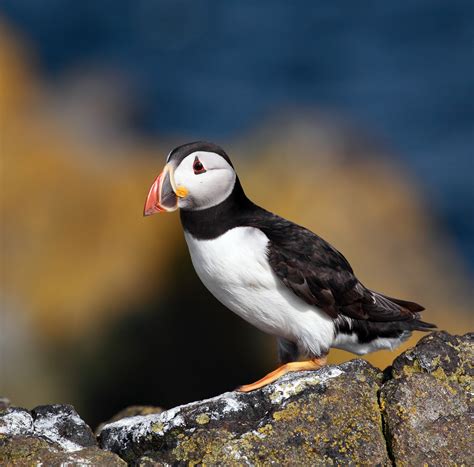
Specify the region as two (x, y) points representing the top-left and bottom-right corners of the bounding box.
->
(409, 319), (437, 332)
(381, 293), (436, 332)
(381, 294), (425, 312)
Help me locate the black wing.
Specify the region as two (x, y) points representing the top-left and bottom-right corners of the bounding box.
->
(254, 212), (425, 323)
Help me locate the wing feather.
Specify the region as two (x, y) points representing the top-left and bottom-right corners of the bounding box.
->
(258, 213), (423, 323)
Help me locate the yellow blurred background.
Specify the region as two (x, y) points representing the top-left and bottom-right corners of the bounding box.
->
(1, 20), (472, 427)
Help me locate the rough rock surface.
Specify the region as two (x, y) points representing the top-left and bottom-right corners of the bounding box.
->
(381, 331), (473, 466)
(1, 332), (472, 466)
(96, 405), (164, 436)
(0, 404), (125, 465)
(100, 360), (388, 465)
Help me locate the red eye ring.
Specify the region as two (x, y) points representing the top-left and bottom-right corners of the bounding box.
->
(193, 157), (206, 174)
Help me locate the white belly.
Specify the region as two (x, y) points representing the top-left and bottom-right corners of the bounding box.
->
(184, 227), (335, 356)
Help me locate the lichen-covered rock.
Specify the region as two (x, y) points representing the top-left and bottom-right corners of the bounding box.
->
(391, 331), (473, 393)
(381, 331), (473, 466)
(99, 360), (390, 465)
(0, 436), (126, 466)
(1, 332), (472, 465)
(0, 435), (56, 464)
(0, 408), (33, 437)
(96, 405), (164, 436)
(107, 405), (164, 423)
(32, 404), (97, 450)
(0, 404), (96, 451)
(0, 404), (125, 465)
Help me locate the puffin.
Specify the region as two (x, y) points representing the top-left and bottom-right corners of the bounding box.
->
(144, 141), (435, 392)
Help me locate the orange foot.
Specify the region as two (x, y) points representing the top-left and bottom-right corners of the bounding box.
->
(237, 357), (327, 393)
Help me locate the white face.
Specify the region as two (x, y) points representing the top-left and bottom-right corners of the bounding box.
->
(173, 151), (236, 210)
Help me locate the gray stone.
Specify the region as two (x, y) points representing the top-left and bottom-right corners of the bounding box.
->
(0, 408), (33, 437)
(99, 360), (390, 465)
(1, 332), (472, 465)
(381, 373), (472, 466)
(0, 404), (97, 452)
(31, 404), (97, 451)
(0, 436), (126, 466)
(391, 331), (473, 391)
(381, 331), (473, 466)
(0, 405), (126, 466)
(96, 405), (164, 436)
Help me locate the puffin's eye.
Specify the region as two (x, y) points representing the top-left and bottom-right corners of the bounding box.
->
(193, 157), (206, 174)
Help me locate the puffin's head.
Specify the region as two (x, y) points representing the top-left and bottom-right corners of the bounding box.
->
(144, 141), (236, 215)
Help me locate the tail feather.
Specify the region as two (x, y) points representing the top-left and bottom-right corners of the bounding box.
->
(369, 291), (436, 332)
(383, 294), (436, 331)
(381, 294), (425, 312)
(409, 319), (437, 332)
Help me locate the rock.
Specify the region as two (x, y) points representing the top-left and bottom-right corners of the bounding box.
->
(0, 437), (126, 466)
(99, 360), (390, 465)
(106, 405), (164, 423)
(1, 332), (472, 465)
(96, 405), (164, 435)
(381, 331), (473, 465)
(0, 404), (125, 466)
(391, 331), (473, 392)
(0, 436), (56, 464)
(0, 408), (33, 437)
(0, 404), (95, 451)
(31, 404), (97, 450)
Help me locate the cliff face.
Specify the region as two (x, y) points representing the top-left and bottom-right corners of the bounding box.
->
(1, 332), (472, 465)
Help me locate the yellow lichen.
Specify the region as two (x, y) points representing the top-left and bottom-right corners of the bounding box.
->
(151, 421), (164, 433)
(195, 414), (210, 425)
(257, 424), (273, 435)
(272, 401), (300, 421)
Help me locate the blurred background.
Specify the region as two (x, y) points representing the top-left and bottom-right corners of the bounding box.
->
(0, 1), (473, 428)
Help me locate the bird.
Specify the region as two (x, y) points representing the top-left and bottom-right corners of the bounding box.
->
(144, 141), (436, 392)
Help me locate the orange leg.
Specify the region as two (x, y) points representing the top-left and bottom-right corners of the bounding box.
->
(237, 357), (327, 393)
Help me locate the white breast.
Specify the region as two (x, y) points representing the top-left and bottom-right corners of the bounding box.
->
(183, 227), (335, 357)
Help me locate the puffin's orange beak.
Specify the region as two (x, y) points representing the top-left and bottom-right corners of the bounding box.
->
(143, 164), (178, 216)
